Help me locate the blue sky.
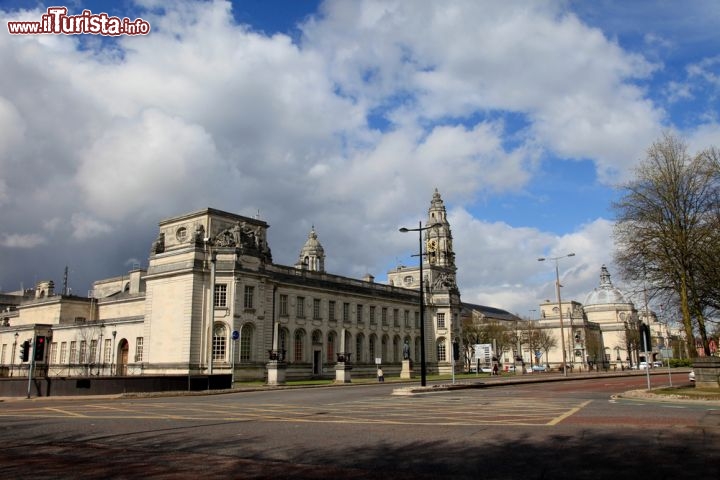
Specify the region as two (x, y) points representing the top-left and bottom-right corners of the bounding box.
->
(1, 0), (719, 318)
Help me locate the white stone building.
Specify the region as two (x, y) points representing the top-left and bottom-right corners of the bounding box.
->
(1, 190), (511, 383)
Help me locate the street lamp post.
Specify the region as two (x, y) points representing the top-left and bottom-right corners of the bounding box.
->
(399, 221), (440, 387)
(97, 323), (105, 376)
(12, 332), (18, 377)
(111, 329), (117, 375)
(538, 253), (575, 377)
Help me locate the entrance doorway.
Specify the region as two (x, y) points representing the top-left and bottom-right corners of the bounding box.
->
(117, 339), (129, 375)
(313, 349), (321, 376)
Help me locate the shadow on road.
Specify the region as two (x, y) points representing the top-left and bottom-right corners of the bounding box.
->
(2, 422), (718, 479)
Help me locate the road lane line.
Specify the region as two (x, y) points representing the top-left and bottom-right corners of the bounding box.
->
(546, 400), (592, 425)
(43, 407), (87, 417)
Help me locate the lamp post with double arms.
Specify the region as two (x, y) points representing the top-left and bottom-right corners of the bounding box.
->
(400, 221), (441, 387)
(538, 253), (575, 377)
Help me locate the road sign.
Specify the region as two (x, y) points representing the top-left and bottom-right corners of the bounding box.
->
(232, 330), (239, 340)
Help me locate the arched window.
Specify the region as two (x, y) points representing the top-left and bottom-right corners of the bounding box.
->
(381, 335), (388, 362)
(213, 323), (227, 361)
(239, 323), (254, 362)
(369, 334), (377, 362)
(393, 336), (400, 362)
(356, 334), (364, 363)
(327, 331), (336, 362)
(437, 337), (447, 362)
(414, 337), (421, 362)
(294, 330), (305, 362)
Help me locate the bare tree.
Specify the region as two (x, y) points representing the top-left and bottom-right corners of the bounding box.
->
(614, 133), (719, 356)
(536, 329), (557, 367)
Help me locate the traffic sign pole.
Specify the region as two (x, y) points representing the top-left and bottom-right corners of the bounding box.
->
(231, 330), (239, 386)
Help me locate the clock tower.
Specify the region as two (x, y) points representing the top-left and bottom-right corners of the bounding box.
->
(387, 189), (462, 375)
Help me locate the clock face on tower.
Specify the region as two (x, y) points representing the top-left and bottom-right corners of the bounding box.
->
(427, 239), (438, 253)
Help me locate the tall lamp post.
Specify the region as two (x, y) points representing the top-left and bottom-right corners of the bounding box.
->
(399, 221), (440, 387)
(538, 253), (575, 377)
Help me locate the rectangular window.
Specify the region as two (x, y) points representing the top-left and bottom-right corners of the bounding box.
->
(79, 340), (87, 363)
(313, 298), (322, 319)
(343, 303), (350, 323)
(279, 294), (288, 316)
(437, 313), (446, 329)
(135, 337), (144, 362)
(50, 342), (58, 364)
(357, 304), (363, 325)
(60, 342), (68, 364)
(370, 306), (376, 325)
(328, 300), (336, 321)
(296, 296), (305, 318)
(393, 309), (399, 327)
(214, 284), (227, 307)
(415, 311), (420, 329)
(89, 339), (98, 363)
(104, 339), (112, 363)
(381, 307), (388, 326)
(404, 310), (410, 328)
(244, 285), (254, 309)
(0, 344), (5, 365)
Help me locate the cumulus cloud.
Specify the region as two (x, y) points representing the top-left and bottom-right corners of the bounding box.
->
(0, 0), (709, 317)
(70, 213), (113, 241)
(76, 109), (221, 220)
(1, 233), (46, 248)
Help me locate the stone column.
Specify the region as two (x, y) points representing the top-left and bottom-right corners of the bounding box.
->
(335, 328), (352, 383)
(266, 323), (286, 385)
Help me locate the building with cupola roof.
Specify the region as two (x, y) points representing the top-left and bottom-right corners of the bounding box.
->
(531, 265), (675, 372)
(295, 227), (325, 272)
(0, 190), (520, 395)
(582, 265), (672, 368)
(582, 265), (638, 368)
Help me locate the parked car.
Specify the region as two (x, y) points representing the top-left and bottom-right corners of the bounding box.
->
(638, 361), (649, 369)
(689, 370), (695, 382)
(531, 364), (547, 372)
(470, 365), (494, 373)
(652, 361), (663, 368)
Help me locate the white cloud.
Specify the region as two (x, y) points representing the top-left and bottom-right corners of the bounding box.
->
(1, 233), (46, 248)
(70, 213), (113, 241)
(450, 207), (617, 315)
(302, 0), (664, 183)
(0, 0), (702, 316)
(76, 109), (221, 220)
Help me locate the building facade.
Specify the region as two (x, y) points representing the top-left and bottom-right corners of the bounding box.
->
(0, 190), (478, 383)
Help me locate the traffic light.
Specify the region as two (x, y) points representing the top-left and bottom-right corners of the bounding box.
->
(452, 339), (460, 361)
(19, 340), (30, 362)
(34, 336), (46, 362)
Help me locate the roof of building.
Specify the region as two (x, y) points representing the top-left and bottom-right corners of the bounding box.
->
(584, 265), (630, 306)
(461, 302), (521, 322)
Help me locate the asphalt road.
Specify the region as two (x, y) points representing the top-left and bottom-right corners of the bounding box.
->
(1, 374), (718, 479)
